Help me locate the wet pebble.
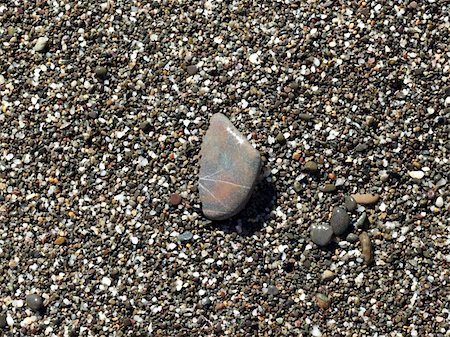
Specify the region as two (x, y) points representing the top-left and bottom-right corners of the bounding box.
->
(95, 66), (108, 78)
(310, 224), (333, 246)
(26, 294), (44, 312)
(330, 207), (350, 235)
(344, 195), (357, 212)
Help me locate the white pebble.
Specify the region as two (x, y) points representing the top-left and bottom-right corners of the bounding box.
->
(408, 170), (424, 180)
(101, 277), (112, 287)
(311, 325), (322, 337)
(435, 196), (444, 208)
(167, 242), (177, 250)
(131, 236), (139, 245)
(7, 316), (14, 326)
(249, 52), (260, 65)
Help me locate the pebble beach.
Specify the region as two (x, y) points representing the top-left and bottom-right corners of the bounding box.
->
(0, 0), (449, 336)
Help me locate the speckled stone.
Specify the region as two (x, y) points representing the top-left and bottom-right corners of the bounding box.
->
(330, 207), (350, 235)
(310, 224), (333, 246)
(26, 294), (44, 312)
(199, 113), (261, 220)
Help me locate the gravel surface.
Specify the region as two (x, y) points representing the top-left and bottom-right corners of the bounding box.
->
(0, 0), (449, 336)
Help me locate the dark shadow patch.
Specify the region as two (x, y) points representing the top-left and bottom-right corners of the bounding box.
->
(208, 172), (277, 236)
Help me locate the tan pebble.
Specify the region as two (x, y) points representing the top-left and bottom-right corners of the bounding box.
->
(215, 302), (226, 311)
(351, 193), (380, 205)
(292, 152), (301, 161)
(359, 232), (373, 265)
(315, 293), (331, 310)
(322, 270), (335, 281)
(54, 237), (65, 245)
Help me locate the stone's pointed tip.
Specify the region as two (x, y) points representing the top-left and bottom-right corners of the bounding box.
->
(199, 113), (261, 220)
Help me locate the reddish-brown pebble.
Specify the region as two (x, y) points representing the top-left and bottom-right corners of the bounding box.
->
(169, 193), (182, 206)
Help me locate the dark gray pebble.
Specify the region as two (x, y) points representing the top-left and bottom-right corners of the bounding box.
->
(275, 132), (286, 144)
(298, 113), (314, 121)
(344, 195), (357, 212)
(354, 212), (367, 229)
(354, 143), (369, 152)
(140, 121), (152, 133)
(0, 314), (6, 329)
(330, 206), (350, 235)
(186, 65), (198, 75)
(26, 294), (44, 312)
(346, 233), (359, 243)
(266, 285), (279, 296)
(87, 111), (98, 119)
(95, 66), (108, 78)
(310, 224), (333, 246)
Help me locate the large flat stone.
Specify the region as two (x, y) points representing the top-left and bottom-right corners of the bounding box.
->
(199, 113), (261, 220)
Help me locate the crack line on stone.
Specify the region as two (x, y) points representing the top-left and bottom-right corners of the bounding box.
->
(199, 178), (250, 189)
(199, 182), (230, 211)
(201, 169), (224, 180)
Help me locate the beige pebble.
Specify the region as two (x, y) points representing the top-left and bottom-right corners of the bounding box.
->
(321, 270), (335, 281)
(54, 237), (65, 245)
(352, 193), (380, 205)
(359, 232), (373, 265)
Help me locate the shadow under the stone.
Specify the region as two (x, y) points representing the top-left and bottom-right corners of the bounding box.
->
(209, 175), (277, 236)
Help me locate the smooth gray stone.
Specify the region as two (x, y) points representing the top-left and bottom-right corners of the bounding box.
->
(344, 195), (357, 212)
(26, 294), (44, 312)
(330, 206), (350, 235)
(310, 224), (333, 246)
